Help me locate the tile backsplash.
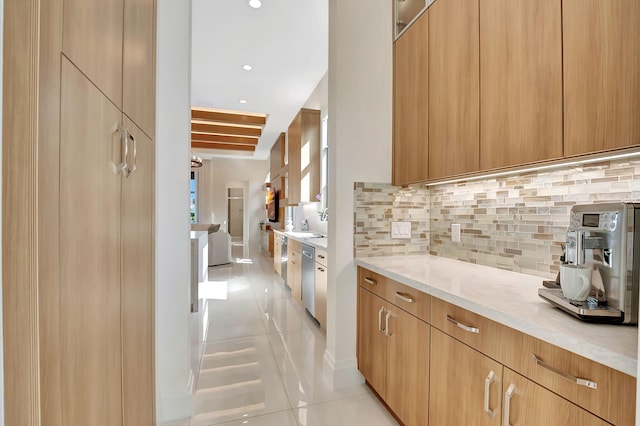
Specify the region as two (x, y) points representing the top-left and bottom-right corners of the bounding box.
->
(354, 158), (640, 279)
(354, 182), (430, 258)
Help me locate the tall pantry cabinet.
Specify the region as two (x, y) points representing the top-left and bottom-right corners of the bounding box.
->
(58, 0), (156, 424)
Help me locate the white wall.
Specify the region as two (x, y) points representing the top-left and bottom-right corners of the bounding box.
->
(156, 0), (193, 421)
(324, 0), (392, 387)
(0, 0), (4, 422)
(303, 71), (329, 118)
(201, 158), (268, 251)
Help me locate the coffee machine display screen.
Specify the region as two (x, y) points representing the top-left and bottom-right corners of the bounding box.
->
(582, 213), (600, 227)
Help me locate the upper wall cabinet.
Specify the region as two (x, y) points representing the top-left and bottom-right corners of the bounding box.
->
(563, 0), (640, 156)
(270, 132), (286, 180)
(428, 0), (479, 179)
(287, 109), (321, 205)
(480, 0), (563, 170)
(63, 0), (156, 137)
(393, 10), (429, 186)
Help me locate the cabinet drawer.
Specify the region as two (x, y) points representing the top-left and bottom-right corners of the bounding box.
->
(357, 267), (388, 298)
(385, 279), (430, 323)
(431, 298), (498, 354)
(316, 248), (327, 266)
(501, 333), (635, 426)
(289, 239), (302, 253)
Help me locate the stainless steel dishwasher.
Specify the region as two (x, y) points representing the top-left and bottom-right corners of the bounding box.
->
(301, 244), (315, 316)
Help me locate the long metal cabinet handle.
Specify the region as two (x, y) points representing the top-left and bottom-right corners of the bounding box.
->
(113, 124), (128, 175)
(384, 311), (392, 337)
(446, 315), (480, 334)
(378, 307), (385, 333)
(395, 292), (414, 303)
(126, 131), (137, 176)
(483, 370), (495, 417)
(503, 383), (515, 426)
(364, 277), (377, 286)
(532, 354), (597, 389)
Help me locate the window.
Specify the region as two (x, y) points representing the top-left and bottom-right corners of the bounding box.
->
(190, 171), (197, 223)
(320, 115), (328, 210)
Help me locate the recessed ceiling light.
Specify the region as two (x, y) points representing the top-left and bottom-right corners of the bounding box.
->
(239, 99), (247, 104)
(249, 0), (262, 8)
(242, 64), (252, 71)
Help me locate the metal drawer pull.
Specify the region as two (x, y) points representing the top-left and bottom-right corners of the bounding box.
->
(385, 311), (393, 337)
(503, 383), (516, 426)
(484, 370), (495, 417)
(532, 354), (597, 389)
(318, 254), (326, 259)
(317, 267), (325, 272)
(378, 307), (385, 333)
(395, 292), (414, 303)
(446, 315), (480, 334)
(364, 277), (377, 285)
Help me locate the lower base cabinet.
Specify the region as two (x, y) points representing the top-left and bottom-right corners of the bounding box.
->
(357, 286), (430, 426)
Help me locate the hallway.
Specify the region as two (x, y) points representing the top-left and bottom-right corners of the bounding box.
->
(164, 247), (398, 426)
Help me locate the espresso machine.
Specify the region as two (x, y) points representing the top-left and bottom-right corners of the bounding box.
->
(538, 203), (640, 324)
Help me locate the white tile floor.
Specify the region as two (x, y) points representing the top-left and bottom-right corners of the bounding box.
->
(162, 246), (398, 426)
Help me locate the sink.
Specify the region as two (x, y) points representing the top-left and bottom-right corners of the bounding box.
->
(287, 231), (325, 238)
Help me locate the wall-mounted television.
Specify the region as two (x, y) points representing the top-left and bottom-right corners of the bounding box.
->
(267, 188), (279, 222)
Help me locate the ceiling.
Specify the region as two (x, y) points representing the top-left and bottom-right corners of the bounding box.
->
(191, 0), (328, 160)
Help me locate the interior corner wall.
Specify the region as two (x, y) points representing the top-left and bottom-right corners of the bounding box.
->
(155, 0), (193, 421)
(199, 158), (268, 251)
(303, 71), (329, 119)
(325, 0), (392, 387)
(0, 0), (4, 422)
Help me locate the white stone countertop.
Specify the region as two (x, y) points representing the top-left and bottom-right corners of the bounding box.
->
(273, 229), (328, 250)
(355, 255), (638, 377)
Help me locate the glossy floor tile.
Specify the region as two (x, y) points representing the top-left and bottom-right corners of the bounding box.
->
(180, 246), (398, 426)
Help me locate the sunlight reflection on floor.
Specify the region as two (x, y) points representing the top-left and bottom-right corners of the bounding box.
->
(199, 280), (229, 300)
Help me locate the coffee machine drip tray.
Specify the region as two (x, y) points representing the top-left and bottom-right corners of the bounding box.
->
(538, 287), (624, 323)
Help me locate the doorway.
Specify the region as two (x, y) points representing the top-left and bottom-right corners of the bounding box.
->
(227, 187), (244, 244)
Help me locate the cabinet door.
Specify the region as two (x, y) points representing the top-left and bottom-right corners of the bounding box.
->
(480, 0), (562, 169)
(502, 369), (609, 426)
(123, 0), (156, 137)
(314, 262), (327, 329)
(288, 248), (302, 304)
(428, 0), (479, 179)
(563, 0), (640, 156)
(357, 287), (388, 398)
(386, 307), (430, 426)
(274, 237), (282, 275)
(122, 118), (155, 426)
(393, 10), (429, 185)
(429, 329), (502, 426)
(287, 114), (301, 205)
(63, 0), (124, 108)
(60, 57), (123, 426)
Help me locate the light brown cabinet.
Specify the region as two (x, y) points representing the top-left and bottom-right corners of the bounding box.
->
(288, 239), (303, 304)
(60, 58), (155, 425)
(287, 109), (321, 205)
(563, 0), (640, 156)
(479, 0), (563, 170)
(357, 270), (430, 426)
(428, 0), (479, 179)
(314, 248), (328, 330)
(274, 233), (282, 275)
(393, 10), (429, 186)
(63, 0), (156, 137)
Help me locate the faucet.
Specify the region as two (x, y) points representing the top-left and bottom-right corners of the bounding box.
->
(301, 219), (309, 231)
(319, 208), (328, 222)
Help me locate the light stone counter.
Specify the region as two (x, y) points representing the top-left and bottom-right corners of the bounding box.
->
(355, 255), (638, 377)
(273, 229), (328, 250)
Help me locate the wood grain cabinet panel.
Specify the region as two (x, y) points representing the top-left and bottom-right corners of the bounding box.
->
(288, 240), (302, 304)
(429, 328), (502, 426)
(502, 368), (609, 426)
(393, 10), (429, 185)
(357, 287), (388, 397)
(123, 0), (157, 137)
(60, 57), (124, 426)
(428, 0), (480, 179)
(480, 0), (563, 169)
(121, 118), (155, 426)
(563, 0), (640, 156)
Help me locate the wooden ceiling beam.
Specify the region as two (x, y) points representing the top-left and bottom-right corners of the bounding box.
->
(191, 121), (262, 137)
(191, 108), (267, 127)
(191, 132), (259, 145)
(191, 141), (256, 152)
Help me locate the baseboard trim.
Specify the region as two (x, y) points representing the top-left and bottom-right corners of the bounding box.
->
(157, 383), (193, 423)
(322, 349), (364, 389)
